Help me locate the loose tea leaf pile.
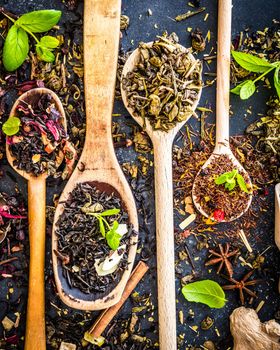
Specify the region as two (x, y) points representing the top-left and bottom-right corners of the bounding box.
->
(122, 32), (202, 131)
(192, 154), (252, 221)
(5, 93), (68, 176)
(55, 183), (135, 296)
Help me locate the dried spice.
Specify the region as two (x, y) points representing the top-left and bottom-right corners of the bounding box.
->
(5, 93), (68, 176)
(122, 32), (202, 131)
(222, 270), (262, 305)
(192, 154), (252, 221)
(191, 28), (206, 52)
(55, 183), (136, 295)
(205, 243), (239, 278)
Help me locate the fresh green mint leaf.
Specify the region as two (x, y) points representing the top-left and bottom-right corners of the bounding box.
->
(36, 45), (55, 62)
(100, 209), (120, 217)
(215, 173), (230, 185)
(225, 179), (236, 191)
(231, 50), (274, 73)
(106, 229), (121, 250)
(2, 116), (21, 136)
(16, 10), (61, 33)
(39, 35), (59, 49)
(3, 25), (29, 72)
(230, 80), (250, 96)
(240, 80), (256, 100)
(274, 66), (280, 99)
(182, 280), (227, 308)
(236, 173), (249, 193)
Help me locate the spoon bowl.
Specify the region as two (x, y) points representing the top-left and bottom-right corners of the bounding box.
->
(121, 40), (202, 350)
(192, 0), (252, 222)
(6, 87), (66, 350)
(52, 0), (138, 311)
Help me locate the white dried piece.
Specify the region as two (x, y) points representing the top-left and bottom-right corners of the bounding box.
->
(59, 342), (76, 350)
(179, 213), (196, 230)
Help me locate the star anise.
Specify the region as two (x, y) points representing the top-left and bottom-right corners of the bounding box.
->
(205, 243), (239, 277)
(222, 270), (262, 305)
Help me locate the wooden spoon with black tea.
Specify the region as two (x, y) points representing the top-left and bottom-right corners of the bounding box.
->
(52, 0), (138, 310)
(6, 87), (66, 350)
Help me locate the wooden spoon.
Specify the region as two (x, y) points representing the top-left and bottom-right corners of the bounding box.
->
(275, 183), (280, 291)
(192, 0), (252, 221)
(6, 87), (66, 350)
(121, 43), (202, 349)
(52, 0), (138, 311)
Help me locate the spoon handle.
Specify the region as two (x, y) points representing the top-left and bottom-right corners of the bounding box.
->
(153, 136), (177, 350)
(81, 0), (121, 166)
(25, 178), (46, 350)
(215, 0), (232, 148)
(275, 183), (280, 249)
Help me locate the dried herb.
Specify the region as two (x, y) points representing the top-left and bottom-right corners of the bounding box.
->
(182, 280), (227, 308)
(55, 183), (135, 295)
(175, 7), (206, 22)
(2, 9), (61, 71)
(231, 51), (280, 99)
(6, 93), (68, 176)
(122, 32), (202, 131)
(193, 154), (252, 221)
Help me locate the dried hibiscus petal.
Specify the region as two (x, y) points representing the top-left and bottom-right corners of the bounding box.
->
(212, 209), (225, 222)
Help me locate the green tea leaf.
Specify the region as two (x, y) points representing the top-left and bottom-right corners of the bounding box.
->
(16, 10), (62, 33)
(3, 25), (29, 72)
(230, 80), (250, 96)
(2, 117), (21, 136)
(106, 229), (121, 250)
(98, 217), (106, 237)
(36, 45), (55, 62)
(182, 280), (226, 308)
(100, 209), (120, 217)
(39, 35), (59, 48)
(274, 66), (280, 99)
(240, 80), (256, 100)
(231, 51), (274, 73)
(236, 173), (249, 193)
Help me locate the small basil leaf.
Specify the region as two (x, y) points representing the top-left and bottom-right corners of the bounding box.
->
(2, 117), (21, 136)
(231, 51), (274, 73)
(16, 10), (61, 33)
(230, 80), (250, 96)
(106, 230), (121, 250)
(3, 25), (29, 72)
(182, 280), (227, 308)
(98, 218), (106, 237)
(240, 80), (256, 100)
(274, 66), (280, 99)
(236, 173), (249, 193)
(36, 45), (55, 63)
(39, 35), (59, 49)
(112, 220), (119, 231)
(100, 209), (120, 217)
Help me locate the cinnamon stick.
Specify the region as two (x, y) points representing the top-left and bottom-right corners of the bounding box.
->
(87, 261), (149, 338)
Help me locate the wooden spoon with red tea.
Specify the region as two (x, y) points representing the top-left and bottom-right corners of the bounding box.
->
(52, 0), (138, 310)
(192, 0), (252, 222)
(121, 40), (202, 350)
(6, 87), (66, 350)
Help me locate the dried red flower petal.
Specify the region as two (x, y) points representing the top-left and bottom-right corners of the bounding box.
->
(213, 209), (225, 222)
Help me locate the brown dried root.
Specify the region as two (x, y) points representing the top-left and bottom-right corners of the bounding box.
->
(230, 307), (280, 350)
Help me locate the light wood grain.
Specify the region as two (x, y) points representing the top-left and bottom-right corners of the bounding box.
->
(192, 0), (253, 222)
(25, 177), (46, 350)
(121, 40), (202, 350)
(6, 88), (66, 350)
(52, 0), (139, 310)
(275, 184), (280, 249)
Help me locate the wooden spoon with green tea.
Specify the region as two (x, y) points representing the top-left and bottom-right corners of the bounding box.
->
(192, 0), (252, 222)
(121, 39), (202, 350)
(52, 0), (138, 311)
(6, 87), (66, 350)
